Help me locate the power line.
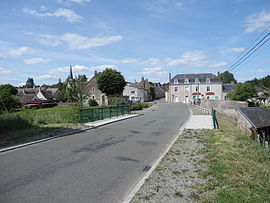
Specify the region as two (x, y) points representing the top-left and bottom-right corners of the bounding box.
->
(227, 30), (270, 72)
(229, 35), (270, 72)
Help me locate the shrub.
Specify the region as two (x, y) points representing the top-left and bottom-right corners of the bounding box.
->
(88, 99), (98, 106)
(109, 97), (128, 106)
(130, 103), (153, 111)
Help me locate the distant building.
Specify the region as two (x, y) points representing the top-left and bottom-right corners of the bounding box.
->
(123, 82), (149, 102)
(18, 87), (60, 105)
(86, 73), (108, 106)
(222, 83), (236, 100)
(166, 73), (223, 103)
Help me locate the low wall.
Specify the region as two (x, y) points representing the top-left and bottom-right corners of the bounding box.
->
(200, 99), (248, 119)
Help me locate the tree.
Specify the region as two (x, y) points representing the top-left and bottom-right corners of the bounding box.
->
(220, 71), (237, 84)
(228, 83), (257, 101)
(0, 84), (19, 112)
(25, 78), (35, 88)
(68, 74), (88, 106)
(150, 87), (155, 100)
(96, 68), (126, 97)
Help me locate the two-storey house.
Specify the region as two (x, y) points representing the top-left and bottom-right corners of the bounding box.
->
(166, 73), (222, 103)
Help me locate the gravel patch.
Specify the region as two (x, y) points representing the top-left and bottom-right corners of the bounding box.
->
(131, 129), (208, 203)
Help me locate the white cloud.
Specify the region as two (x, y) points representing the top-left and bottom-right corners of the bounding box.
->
(39, 34), (61, 46)
(50, 64), (118, 74)
(23, 57), (51, 65)
(7, 47), (35, 57)
(121, 58), (138, 64)
(245, 11), (270, 33)
(139, 67), (168, 82)
(23, 8), (83, 23)
(38, 33), (123, 50)
(58, 0), (90, 5)
(166, 51), (227, 68)
(147, 57), (161, 66)
(36, 74), (58, 80)
(0, 67), (13, 74)
(220, 47), (245, 54)
(61, 33), (122, 50)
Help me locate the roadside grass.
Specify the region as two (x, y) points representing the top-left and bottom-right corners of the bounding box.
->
(198, 113), (270, 203)
(0, 106), (80, 148)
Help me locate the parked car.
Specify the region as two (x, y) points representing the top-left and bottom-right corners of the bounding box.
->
(24, 100), (57, 109)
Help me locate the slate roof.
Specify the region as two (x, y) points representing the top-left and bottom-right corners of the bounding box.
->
(170, 73), (221, 84)
(238, 107), (270, 129)
(222, 84), (236, 92)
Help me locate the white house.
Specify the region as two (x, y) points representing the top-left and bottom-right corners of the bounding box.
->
(123, 83), (149, 102)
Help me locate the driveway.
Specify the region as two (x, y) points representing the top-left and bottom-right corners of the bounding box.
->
(0, 103), (189, 203)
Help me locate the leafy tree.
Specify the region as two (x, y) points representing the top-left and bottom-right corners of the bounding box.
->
(97, 69), (126, 97)
(228, 83), (257, 101)
(150, 87), (155, 100)
(220, 71), (237, 84)
(25, 78), (35, 88)
(0, 84), (19, 112)
(68, 75), (88, 106)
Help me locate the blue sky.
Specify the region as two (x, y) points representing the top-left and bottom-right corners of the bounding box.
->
(1, 0), (270, 86)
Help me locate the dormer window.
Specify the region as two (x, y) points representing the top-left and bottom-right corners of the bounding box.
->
(174, 79), (178, 84)
(206, 78), (211, 83)
(195, 78), (200, 83)
(184, 78), (189, 84)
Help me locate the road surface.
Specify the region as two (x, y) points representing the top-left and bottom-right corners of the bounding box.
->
(0, 103), (189, 203)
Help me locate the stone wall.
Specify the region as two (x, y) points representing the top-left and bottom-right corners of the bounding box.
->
(200, 99), (248, 119)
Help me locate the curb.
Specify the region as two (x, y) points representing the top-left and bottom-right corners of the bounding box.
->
(122, 104), (192, 203)
(0, 114), (141, 154)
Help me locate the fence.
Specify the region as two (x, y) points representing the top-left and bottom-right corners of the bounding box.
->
(212, 107), (219, 129)
(79, 105), (130, 123)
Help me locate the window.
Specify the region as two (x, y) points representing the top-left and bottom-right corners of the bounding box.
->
(92, 87), (95, 91)
(195, 86), (199, 92)
(92, 95), (95, 99)
(184, 86), (189, 92)
(195, 78), (200, 83)
(207, 96), (210, 100)
(206, 78), (210, 83)
(206, 86), (210, 91)
(174, 79), (179, 84)
(184, 78), (189, 84)
(174, 86), (179, 92)
(131, 91), (135, 94)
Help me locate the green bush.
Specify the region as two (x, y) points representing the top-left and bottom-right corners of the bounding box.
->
(0, 113), (32, 133)
(130, 103), (153, 111)
(108, 97), (127, 106)
(88, 99), (98, 106)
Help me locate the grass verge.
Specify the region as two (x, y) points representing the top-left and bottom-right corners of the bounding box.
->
(198, 113), (270, 203)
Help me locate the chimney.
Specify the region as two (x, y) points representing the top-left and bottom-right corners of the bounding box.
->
(169, 73), (171, 82)
(217, 71), (221, 79)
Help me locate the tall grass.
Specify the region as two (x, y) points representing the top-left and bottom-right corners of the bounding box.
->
(198, 114), (270, 203)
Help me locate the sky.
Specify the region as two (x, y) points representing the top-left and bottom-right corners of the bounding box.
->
(1, 0), (270, 86)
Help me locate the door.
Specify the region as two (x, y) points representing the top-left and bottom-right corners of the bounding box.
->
(185, 96), (189, 103)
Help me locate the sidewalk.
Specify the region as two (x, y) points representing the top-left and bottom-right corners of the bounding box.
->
(185, 115), (213, 129)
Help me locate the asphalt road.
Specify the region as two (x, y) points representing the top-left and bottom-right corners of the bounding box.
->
(0, 103), (189, 203)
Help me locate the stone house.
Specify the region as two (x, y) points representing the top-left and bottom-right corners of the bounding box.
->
(166, 73), (223, 103)
(86, 75), (108, 105)
(123, 82), (149, 102)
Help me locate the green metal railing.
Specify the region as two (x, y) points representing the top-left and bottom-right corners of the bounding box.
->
(79, 105), (131, 123)
(212, 107), (219, 129)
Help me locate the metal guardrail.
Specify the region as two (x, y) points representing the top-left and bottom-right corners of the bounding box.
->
(79, 105), (130, 123)
(212, 107), (219, 129)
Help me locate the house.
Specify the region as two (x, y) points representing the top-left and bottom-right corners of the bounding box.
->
(166, 73), (223, 103)
(222, 83), (236, 100)
(18, 87), (60, 105)
(123, 82), (149, 102)
(86, 73), (108, 106)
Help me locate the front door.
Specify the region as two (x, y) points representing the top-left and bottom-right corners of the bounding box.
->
(185, 96), (189, 103)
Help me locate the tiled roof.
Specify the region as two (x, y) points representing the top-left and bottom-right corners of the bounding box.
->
(222, 84), (236, 92)
(238, 107), (270, 128)
(171, 73), (221, 84)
